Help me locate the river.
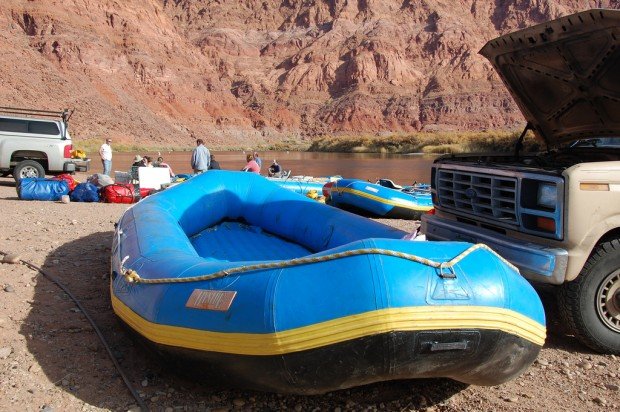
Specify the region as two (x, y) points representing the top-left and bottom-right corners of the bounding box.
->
(96, 151), (437, 185)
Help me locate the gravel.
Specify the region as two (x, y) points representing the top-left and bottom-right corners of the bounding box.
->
(0, 174), (618, 411)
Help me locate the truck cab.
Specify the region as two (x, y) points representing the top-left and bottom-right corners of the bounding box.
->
(422, 9), (620, 354)
(0, 107), (90, 181)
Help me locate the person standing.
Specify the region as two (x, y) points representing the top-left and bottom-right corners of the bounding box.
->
(191, 138), (210, 174)
(253, 151), (262, 170)
(99, 138), (112, 176)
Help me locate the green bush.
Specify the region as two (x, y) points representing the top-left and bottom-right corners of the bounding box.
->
(308, 130), (542, 154)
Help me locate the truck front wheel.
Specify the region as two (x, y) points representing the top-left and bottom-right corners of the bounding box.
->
(13, 160), (45, 182)
(558, 239), (620, 354)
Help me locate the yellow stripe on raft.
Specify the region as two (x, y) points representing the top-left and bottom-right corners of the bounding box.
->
(334, 187), (434, 212)
(111, 294), (546, 355)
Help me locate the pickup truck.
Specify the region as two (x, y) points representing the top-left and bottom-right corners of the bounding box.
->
(0, 107), (90, 181)
(422, 9), (620, 354)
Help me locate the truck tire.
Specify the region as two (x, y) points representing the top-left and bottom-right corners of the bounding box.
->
(558, 239), (620, 354)
(13, 160), (45, 182)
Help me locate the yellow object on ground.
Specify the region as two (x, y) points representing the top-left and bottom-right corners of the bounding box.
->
(71, 149), (86, 159)
(305, 190), (326, 202)
(306, 189), (319, 199)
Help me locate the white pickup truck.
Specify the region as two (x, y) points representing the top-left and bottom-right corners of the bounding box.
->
(422, 9), (620, 354)
(0, 107), (90, 181)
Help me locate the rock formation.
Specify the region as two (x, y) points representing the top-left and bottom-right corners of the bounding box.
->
(0, 0), (618, 148)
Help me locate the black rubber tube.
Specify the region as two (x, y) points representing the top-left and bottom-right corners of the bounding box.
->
(1, 251), (149, 412)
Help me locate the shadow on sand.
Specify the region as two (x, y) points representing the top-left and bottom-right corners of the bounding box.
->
(0, 177), (18, 198)
(19, 230), (593, 410)
(534, 286), (597, 354)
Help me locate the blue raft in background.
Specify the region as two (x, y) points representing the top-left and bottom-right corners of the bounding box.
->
(327, 178), (433, 219)
(111, 170), (545, 394)
(267, 175), (340, 196)
(266, 177), (326, 196)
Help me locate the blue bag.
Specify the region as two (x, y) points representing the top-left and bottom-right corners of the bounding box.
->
(70, 182), (100, 202)
(17, 178), (69, 201)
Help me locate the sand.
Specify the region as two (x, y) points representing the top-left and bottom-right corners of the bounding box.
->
(0, 173), (618, 411)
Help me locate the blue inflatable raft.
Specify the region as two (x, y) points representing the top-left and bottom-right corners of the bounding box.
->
(267, 177), (327, 196)
(111, 171), (545, 394)
(327, 178), (433, 219)
(268, 175), (340, 196)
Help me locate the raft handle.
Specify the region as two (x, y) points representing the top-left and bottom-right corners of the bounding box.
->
(438, 263), (457, 279)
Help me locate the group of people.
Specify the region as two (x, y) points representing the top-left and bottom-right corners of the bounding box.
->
(242, 151), (285, 177)
(99, 138), (281, 178)
(131, 154), (175, 177)
(193, 140), (269, 175)
(242, 152), (261, 173)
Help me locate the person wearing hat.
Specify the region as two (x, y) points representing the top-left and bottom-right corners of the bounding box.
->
(132, 155), (145, 167)
(99, 138), (112, 176)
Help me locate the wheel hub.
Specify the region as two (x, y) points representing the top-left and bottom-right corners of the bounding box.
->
(596, 269), (620, 333)
(21, 166), (39, 178)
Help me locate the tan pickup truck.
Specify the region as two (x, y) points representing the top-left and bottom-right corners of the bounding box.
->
(422, 9), (620, 354)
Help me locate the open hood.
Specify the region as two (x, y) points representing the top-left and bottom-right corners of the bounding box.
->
(480, 9), (620, 147)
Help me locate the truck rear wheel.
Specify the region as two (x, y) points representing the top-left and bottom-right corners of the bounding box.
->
(13, 160), (45, 182)
(558, 239), (620, 354)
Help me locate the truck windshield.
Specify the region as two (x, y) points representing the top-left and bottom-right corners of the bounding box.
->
(569, 137), (620, 148)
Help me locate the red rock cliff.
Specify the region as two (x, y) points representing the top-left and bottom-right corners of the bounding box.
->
(0, 0), (618, 147)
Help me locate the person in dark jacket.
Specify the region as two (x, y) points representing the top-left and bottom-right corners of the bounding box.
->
(208, 154), (221, 170)
(268, 160), (283, 177)
(132, 154), (145, 167)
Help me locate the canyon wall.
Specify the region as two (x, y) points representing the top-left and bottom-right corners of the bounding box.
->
(1, 0), (618, 148)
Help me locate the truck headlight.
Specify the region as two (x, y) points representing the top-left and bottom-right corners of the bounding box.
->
(537, 183), (557, 209)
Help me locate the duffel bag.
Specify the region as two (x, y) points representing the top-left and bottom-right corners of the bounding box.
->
(17, 178), (69, 201)
(70, 182), (100, 202)
(87, 173), (114, 188)
(53, 173), (78, 191)
(139, 187), (153, 198)
(100, 183), (140, 204)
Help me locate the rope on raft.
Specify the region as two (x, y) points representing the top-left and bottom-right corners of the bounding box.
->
(121, 243), (518, 285)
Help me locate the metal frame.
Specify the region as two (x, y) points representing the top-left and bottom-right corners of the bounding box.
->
(0, 106), (74, 139)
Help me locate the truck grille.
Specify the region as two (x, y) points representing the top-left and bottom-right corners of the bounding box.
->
(437, 170), (518, 225)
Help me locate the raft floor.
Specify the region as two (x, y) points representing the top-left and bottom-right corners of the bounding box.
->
(190, 221), (312, 262)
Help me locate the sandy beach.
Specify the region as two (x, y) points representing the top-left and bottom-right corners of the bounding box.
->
(0, 172), (618, 411)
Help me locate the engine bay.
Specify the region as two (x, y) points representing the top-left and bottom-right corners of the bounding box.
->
(439, 145), (620, 175)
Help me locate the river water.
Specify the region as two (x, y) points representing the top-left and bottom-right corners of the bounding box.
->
(97, 151), (437, 185)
